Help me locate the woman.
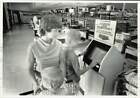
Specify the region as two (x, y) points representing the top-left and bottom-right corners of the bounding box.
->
(27, 14), (66, 95)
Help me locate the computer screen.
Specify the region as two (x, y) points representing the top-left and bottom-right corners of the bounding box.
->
(89, 47), (107, 64)
(89, 47), (107, 72)
(83, 40), (110, 72)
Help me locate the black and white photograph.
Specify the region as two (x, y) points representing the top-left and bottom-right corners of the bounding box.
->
(2, 1), (138, 96)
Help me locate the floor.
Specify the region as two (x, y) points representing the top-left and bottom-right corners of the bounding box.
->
(3, 24), (35, 95)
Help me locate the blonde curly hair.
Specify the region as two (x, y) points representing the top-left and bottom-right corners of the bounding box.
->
(40, 14), (62, 36)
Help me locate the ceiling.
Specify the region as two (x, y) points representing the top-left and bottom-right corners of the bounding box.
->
(8, 3), (103, 12)
(7, 2), (137, 12)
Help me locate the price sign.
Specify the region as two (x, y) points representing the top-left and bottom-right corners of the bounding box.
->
(94, 19), (117, 45)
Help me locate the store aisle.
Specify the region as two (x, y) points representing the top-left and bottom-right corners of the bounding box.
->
(3, 24), (34, 95)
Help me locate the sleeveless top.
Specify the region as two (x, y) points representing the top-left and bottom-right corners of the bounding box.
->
(30, 38), (63, 72)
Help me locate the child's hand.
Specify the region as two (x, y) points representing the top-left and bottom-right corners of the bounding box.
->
(89, 53), (104, 69)
(78, 50), (86, 57)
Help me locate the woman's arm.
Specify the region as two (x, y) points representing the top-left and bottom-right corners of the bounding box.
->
(27, 45), (40, 85)
(59, 48), (66, 78)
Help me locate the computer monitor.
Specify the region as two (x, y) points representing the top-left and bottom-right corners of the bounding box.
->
(83, 40), (110, 72)
(89, 47), (107, 63)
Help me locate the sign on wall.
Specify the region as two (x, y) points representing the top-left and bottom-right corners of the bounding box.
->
(94, 19), (117, 45)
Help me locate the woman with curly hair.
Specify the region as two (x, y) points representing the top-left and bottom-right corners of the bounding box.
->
(27, 14), (66, 95)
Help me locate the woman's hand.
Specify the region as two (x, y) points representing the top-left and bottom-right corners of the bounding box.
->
(33, 72), (42, 95)
(34, 70), (42, 86)
(33, 85), (42, 95)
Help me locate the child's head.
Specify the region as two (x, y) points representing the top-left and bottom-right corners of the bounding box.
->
(66, 29), (81, 46)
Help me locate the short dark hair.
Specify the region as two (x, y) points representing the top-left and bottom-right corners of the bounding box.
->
(40, 14), (62, 36)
